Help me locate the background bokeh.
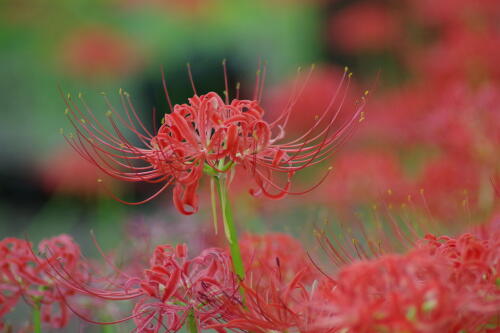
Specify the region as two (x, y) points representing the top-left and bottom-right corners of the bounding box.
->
(1, 0), (499, 282)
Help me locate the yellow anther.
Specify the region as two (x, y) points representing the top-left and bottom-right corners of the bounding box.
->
(67, 93), (71, 99)
(105, 110), (112, 117)
(119, 88), (123, 95)
(344, 66), (349, 72)
(364, 90), (369, 96)
(64, 108), (69, 115)
(78, 92), (83, 99)
(359, 112), (365, 122)
(97, 178), (103, 183)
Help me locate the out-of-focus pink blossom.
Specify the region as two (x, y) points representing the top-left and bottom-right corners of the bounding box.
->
(39, 147), (108, 196)
(328, 2), (402, 53)
(416, 155), (480, 220)
(60, 27), (143, 79)
(409, 29), (500, 85)
(239, 232), (319, 285)
(320, 150), (409, 208)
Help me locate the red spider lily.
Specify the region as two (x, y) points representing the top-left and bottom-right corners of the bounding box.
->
(63, 64), (365, 214)
(310, 230), (500, 333)
(51, 243), (238, 332)
(0, 235), (89, 329)
(0, 238), (33, 322)
(215, 226), (499, 332)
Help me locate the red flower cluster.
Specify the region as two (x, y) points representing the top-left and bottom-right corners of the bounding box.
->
(57, 243), (238, 332)
(0, 235), (88, 329)
(214, 229), (500, 332)
(64, 67), (364, 214)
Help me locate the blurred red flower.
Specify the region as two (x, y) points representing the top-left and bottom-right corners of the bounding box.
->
(319, 150), (409, 208)
(416, 155), (480, 220)
(328, 2), (402, 53)
(39, 147), (107, 196)
(60, 27), (143, 79)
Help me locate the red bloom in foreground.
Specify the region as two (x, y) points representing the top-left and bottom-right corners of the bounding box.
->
(0, 235), (88, 329)
(56, 243), (238, 332)
(215, 229), (500, 332)
(64, 66), (365, 214)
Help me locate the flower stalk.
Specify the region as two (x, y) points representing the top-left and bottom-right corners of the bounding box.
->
(187, 309), (198, 333)
(32, 302), (42, 333)
(213, 175), (245, 282)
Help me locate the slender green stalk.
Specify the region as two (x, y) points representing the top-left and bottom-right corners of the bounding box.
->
(213, 176), (245, 281)
(101, 325), (114, 333)
(187, 309), (198, 333)
(32, 303), (42, 333)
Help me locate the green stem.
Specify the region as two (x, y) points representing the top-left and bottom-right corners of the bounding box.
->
(187, 309), (198, 333)
(213, 176), (245, 282)
(32, 303), (42, 333)
(101, 325), (114, 333)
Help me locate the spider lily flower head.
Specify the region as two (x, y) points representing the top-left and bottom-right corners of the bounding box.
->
(63, 63), (366, 214)
(307, 219), (500, 333)
(287, 232), (499, 333)
(1, 238), (34, 322)
(134, 244), (237, 332)
(0, 235), (88, 329)
(52, 242), (238, 331)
